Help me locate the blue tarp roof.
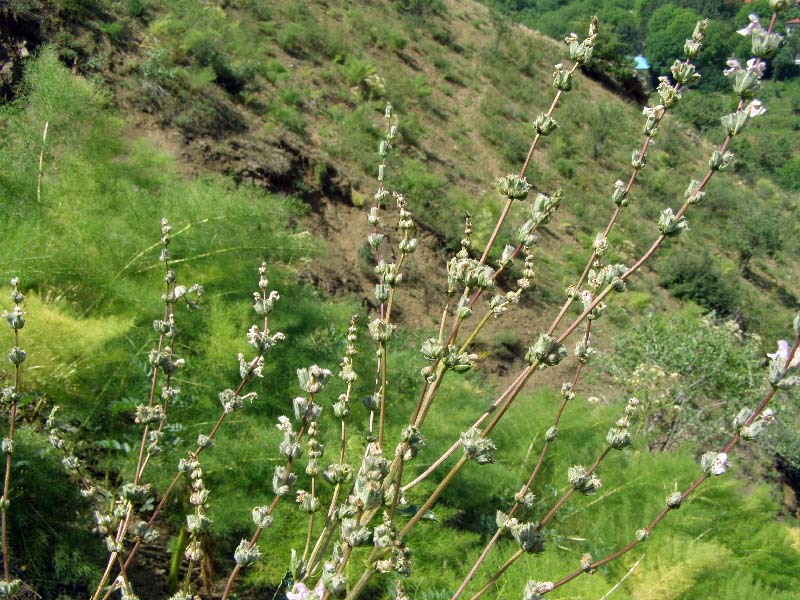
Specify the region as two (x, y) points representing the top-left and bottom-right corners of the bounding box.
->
(634, 55), (651, 69)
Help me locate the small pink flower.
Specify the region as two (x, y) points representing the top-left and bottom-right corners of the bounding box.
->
(286, 581), (324, 600)
(768, 339), (790, 361)
(737, 14), (762, 36)
(768, 340), (799, 367)
(723, 59), (742, 76)
(287, 583), (310, 600)
(746, 58), (766, 78)
(745, 99), (767, 118)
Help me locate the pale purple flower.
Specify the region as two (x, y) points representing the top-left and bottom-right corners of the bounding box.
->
(737, 14), (762, 36)
(286, 583), (310, 600)
(709, 453), (728, 476)
(724, 57), (766, 78)
(768, 340), (790, 361)
(286, 581), (324, 600)
(723, 59), (742, 76)
(768, 340), (800, 367)
(746, 58), (766, 78)
(745, 99), (767, 117)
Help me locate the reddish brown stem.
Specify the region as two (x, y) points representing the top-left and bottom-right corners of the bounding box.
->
(546, 332), (798, 596)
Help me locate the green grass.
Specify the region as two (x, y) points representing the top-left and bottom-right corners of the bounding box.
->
(0, 48), (354, 588)
(377, 387), (800, 598)
(2, 2), (800, 597)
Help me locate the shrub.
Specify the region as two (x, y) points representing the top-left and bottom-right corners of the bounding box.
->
(607, 307), (766, 450)
(775, 156), (800, 190)
(658, 248), (741, 317)
(277, 22), (311, 57)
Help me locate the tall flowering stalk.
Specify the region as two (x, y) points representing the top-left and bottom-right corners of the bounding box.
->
(82, 242), (282, 599)
(21, 3), (793, 600)
(448, 22), (712, 595)
(90, 219), (203, 600)
(0, 278), (26, 597)
(336, 6), (785, 600)
(304, 315), (359, 578)
(409, 20), (599, 437)
(427, 6), (783, 599)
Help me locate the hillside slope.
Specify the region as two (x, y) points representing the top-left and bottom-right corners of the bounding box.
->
(1, 1), (800, 598)
(4, 0), (798, 338)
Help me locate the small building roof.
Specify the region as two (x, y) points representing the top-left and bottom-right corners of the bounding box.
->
(634, 55), (651, 70)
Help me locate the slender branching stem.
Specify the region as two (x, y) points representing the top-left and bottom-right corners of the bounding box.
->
(306, 389), (352, 575)
(410, 58), (582, 434)
(407, 125), (759, 588)
(378, 343), (388, 447)
(545, 94), (682, 337)
(540, 446), (611, 528)
(478, 61), (578, 267)
(404, 366), (532, 493)
(458, 309), (496, 355)
(404, 132), (749, 550)
(221, 402), (315, 600)
(105, 348), (268, 595)
(322, 543), (354, 600)
(467, 549), (524, 600)
(1, 327), (20, 582)
(36, 121), (48, 220)
(542, 335), (799, 596)
(452, 323), (591, 599)
(303, 478), (317, 562)
(469, 446), (612, 600)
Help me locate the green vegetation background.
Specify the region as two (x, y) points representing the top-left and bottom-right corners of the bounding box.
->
(1, 0), (799, 598)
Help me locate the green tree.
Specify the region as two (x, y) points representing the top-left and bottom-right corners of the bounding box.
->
(645, 4), (705, 75)
(728, 200), (785, 272)
(657, 247), (741, 316)
(772, 34), (800, 81)
(645, 4), (737, 90)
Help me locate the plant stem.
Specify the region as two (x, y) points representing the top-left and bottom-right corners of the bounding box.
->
(303, 478), (317, 562)
(540, 446), (611, 528)
(104, 350), (267, 594)
(1, 387), (17, 582)
(468, 446), (612, 600)
(404, 366), (532, 493)
(409, 61), (583, 432)
(398, 134), (748, 586)
(220, 401), (316, 600)
(467, 549), (523, 600)
(478, 63), (578, 267)
(546, 335), (798, 596)
(36, 121), (48, 220)
(378, 343), (388, 447)
(451, 326), (590, 599)
(400, 455), (467, 538)
(1, 309), (23, 582)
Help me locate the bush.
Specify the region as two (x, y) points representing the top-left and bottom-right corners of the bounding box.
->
(775, 157), (800, 191)
(658, 248), (741, 317)
(277, 22), (311, 57)
(607, 307), (765, 450)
